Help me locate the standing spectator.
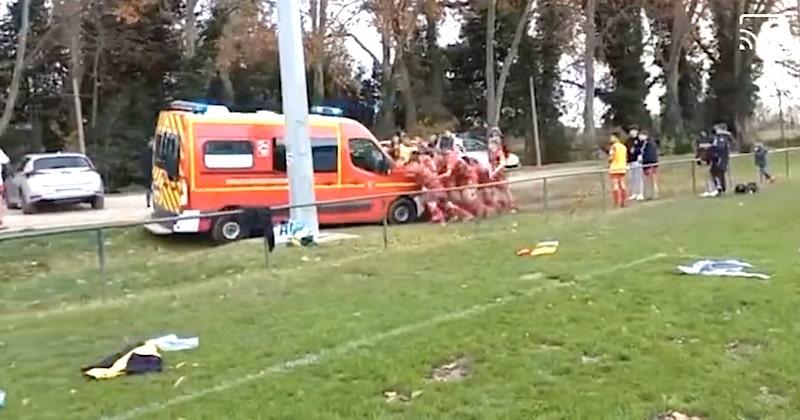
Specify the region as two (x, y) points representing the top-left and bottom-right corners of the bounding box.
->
(754, 142), (774, 183)
(626, 125), (644, 201)
(709, 124), (732, 195)
(608, 132), (628, 208)
(0, 147), (10, 229)
(641, 132), (660, 200)
(140, 138), (154, 208)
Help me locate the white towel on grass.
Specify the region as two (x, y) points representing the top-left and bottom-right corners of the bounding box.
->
(677, 260), (770, 280)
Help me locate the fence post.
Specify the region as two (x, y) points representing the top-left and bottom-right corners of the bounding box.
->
(785, 149), (790, 178)
(95, 228), (106, 283)
(542, 177), (549, 212)
(691, 159), (697, 195)
(382, 199), (389, 250)
(599, 171), (607, 212)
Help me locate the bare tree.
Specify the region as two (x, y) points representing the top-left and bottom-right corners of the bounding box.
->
(485, 0), (497, 127)
(185, 0), (199, 58)
(309, 0), (329, 105)
(651, 0), (706, 142)
(0, 0), (32, 139)
(583, 0), (597, 145)
(490, 0), (536, 127)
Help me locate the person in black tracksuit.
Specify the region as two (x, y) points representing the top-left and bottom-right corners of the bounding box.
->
(709, 126), (731, 194)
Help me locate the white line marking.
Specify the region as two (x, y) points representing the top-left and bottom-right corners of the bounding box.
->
(105, 253), (666, 420)
(576, 253), (666, 281)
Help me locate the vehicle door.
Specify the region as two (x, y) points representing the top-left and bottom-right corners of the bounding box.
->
(337, 136), (394, 223)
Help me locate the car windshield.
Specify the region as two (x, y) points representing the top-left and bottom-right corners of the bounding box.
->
(33, 156), (91, 171)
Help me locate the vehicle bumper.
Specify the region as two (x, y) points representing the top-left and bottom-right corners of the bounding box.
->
(29, 189), (101, 204)
(146, 209), (209, 234)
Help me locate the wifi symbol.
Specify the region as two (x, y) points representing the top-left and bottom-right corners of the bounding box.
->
(739, 28), (758, 50)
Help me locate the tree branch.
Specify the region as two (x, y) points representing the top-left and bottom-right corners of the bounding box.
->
(347, 32), (381, 64)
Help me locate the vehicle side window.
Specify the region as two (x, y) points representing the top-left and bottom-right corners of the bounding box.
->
(349, 138), (389, 174)
(203, 140), (254, 170)
(273, 137), (338, 173)
(154, 131), (180, 180)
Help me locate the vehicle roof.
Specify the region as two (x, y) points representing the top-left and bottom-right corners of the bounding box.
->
(24, 152), (88, 159)
(176, 110), (360, 127)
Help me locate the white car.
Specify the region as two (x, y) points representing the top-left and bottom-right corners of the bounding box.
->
(436, 135), (522, 170)
(4, 153), (105, 214)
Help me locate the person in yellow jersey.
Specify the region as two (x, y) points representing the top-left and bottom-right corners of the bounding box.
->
(608, 131), (628, 208)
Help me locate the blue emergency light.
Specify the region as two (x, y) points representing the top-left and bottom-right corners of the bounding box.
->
(170, 101), (210, 114)
(170, 101), (230, 115)
(310, 106), (344, 117)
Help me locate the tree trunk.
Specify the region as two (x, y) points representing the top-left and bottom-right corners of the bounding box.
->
(185, 0), (199, 58)
(376, 30), (395, 136)
(485, 0), (497, 128)
(72, 77), (86, 154)
(220, 66), (235, 103)
(424, 9), (448, 120)
(663, 0), (687, 144)
(311, 0), (328, 105)
(396, 53), (417, 131)
(491, 0), (535, 126)
(68, 5), (86, 154)
(0, 0), (31, 139)
(732, 0), (746, 144)
(91, 38), (104, 129)
(583, 0), (597, 147)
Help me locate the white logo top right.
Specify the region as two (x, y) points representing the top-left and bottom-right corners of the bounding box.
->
(739, 12), (800, 63)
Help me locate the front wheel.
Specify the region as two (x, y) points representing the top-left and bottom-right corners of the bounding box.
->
(211, 215), (247, 244)
(387, 198), (417, 225)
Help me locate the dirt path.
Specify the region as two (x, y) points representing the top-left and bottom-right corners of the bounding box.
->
(2, 194), (149, 233)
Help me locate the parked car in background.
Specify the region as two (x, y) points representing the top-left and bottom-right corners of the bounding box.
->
(4, 153), (105, 214)
(437, 134), (522, 170)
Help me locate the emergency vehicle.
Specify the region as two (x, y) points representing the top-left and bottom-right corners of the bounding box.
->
(147, 101), (420, 242)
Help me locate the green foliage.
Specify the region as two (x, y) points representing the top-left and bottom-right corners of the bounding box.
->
(705, 1), (762, 142)
(596, 0), (651, 130)
(444, 0), (570, 163)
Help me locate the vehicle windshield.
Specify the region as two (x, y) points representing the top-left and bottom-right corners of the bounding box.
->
(33, 156), (91, 171)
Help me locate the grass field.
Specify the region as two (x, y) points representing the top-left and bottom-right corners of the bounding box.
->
(2, 174), (800, 419)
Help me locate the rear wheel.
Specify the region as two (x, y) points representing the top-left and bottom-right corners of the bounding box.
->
(388, 198), (417, 225)
(212, 215), (247, 244)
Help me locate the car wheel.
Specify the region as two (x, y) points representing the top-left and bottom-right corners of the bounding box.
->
(21, 194), (37, 215)
(91, 195), (105, 210)
(211, 215), (248, 244)
(388, 198), (417, 225)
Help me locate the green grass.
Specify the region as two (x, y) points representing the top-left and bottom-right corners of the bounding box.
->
(2, 176), (800, 419)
